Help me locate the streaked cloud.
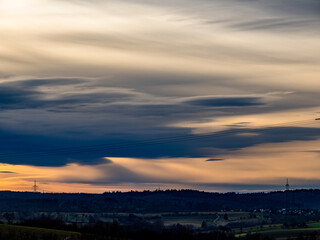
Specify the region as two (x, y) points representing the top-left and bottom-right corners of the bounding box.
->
(0, 171), (15, 174)
(206, 159), (225, 162)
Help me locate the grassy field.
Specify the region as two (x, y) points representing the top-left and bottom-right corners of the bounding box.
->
(97, 211), (251, 227)
(0, 211), (252, 227)
(0, 224), (80, 240)
(235, 222), (320, 239)
(252, 228), (320, 239)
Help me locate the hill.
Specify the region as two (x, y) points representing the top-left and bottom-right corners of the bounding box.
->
(0, 189), (319, 213)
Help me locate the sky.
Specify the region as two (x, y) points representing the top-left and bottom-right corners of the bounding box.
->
(0, 0), (320, 193)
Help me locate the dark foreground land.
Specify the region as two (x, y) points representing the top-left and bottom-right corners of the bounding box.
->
(0, 189), (320, 240)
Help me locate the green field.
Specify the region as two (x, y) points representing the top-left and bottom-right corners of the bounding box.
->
(95, 211), (250, 227)
(236, 222), (320, 239)
(0, 224), (80, 240)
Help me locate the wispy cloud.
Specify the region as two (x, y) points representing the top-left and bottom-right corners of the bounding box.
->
(0, 171), (15, 174)
(206, 159), (225, 162)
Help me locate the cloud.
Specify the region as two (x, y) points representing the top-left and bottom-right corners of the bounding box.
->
(2, 138), (320, 193)
(229, 19), (318, 32)
(206, 159), (225, 162)
(59, 162), (148, 185)
(11, 78), (88, 87)
(184, 96), (264, 107)
(0, 78), (319, 167)
(67, 157), (113, 165)
(0, 0), (320, 191)
(0, 78), (139, 110)
(0, 171), (15, 174)
(1, 125), (320, 166)
(0, 86), (37, 107)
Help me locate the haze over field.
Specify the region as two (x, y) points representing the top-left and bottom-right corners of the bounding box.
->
(0, 0), (320, 192)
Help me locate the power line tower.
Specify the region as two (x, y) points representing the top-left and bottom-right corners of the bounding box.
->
(285, 178), (290, 191)
(291, 187), (295, 209)
(285, 178), (290, 209)
(33, 180), (39, 193)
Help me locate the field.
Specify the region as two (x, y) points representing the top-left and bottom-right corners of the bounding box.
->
(122, 211), (320, 239)
(160, 211), (251, 227)
(1, 211), (320, 239)
(235, 222), (320, 239)
(93, 211), (251, 227)
(0, 224), (80, 240)
(42, 211), (250, 227)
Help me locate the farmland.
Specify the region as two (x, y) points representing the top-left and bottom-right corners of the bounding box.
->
(0, 224), (80, 240)
(235, 222), (320, 239)
(1, 211), (320, 240)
